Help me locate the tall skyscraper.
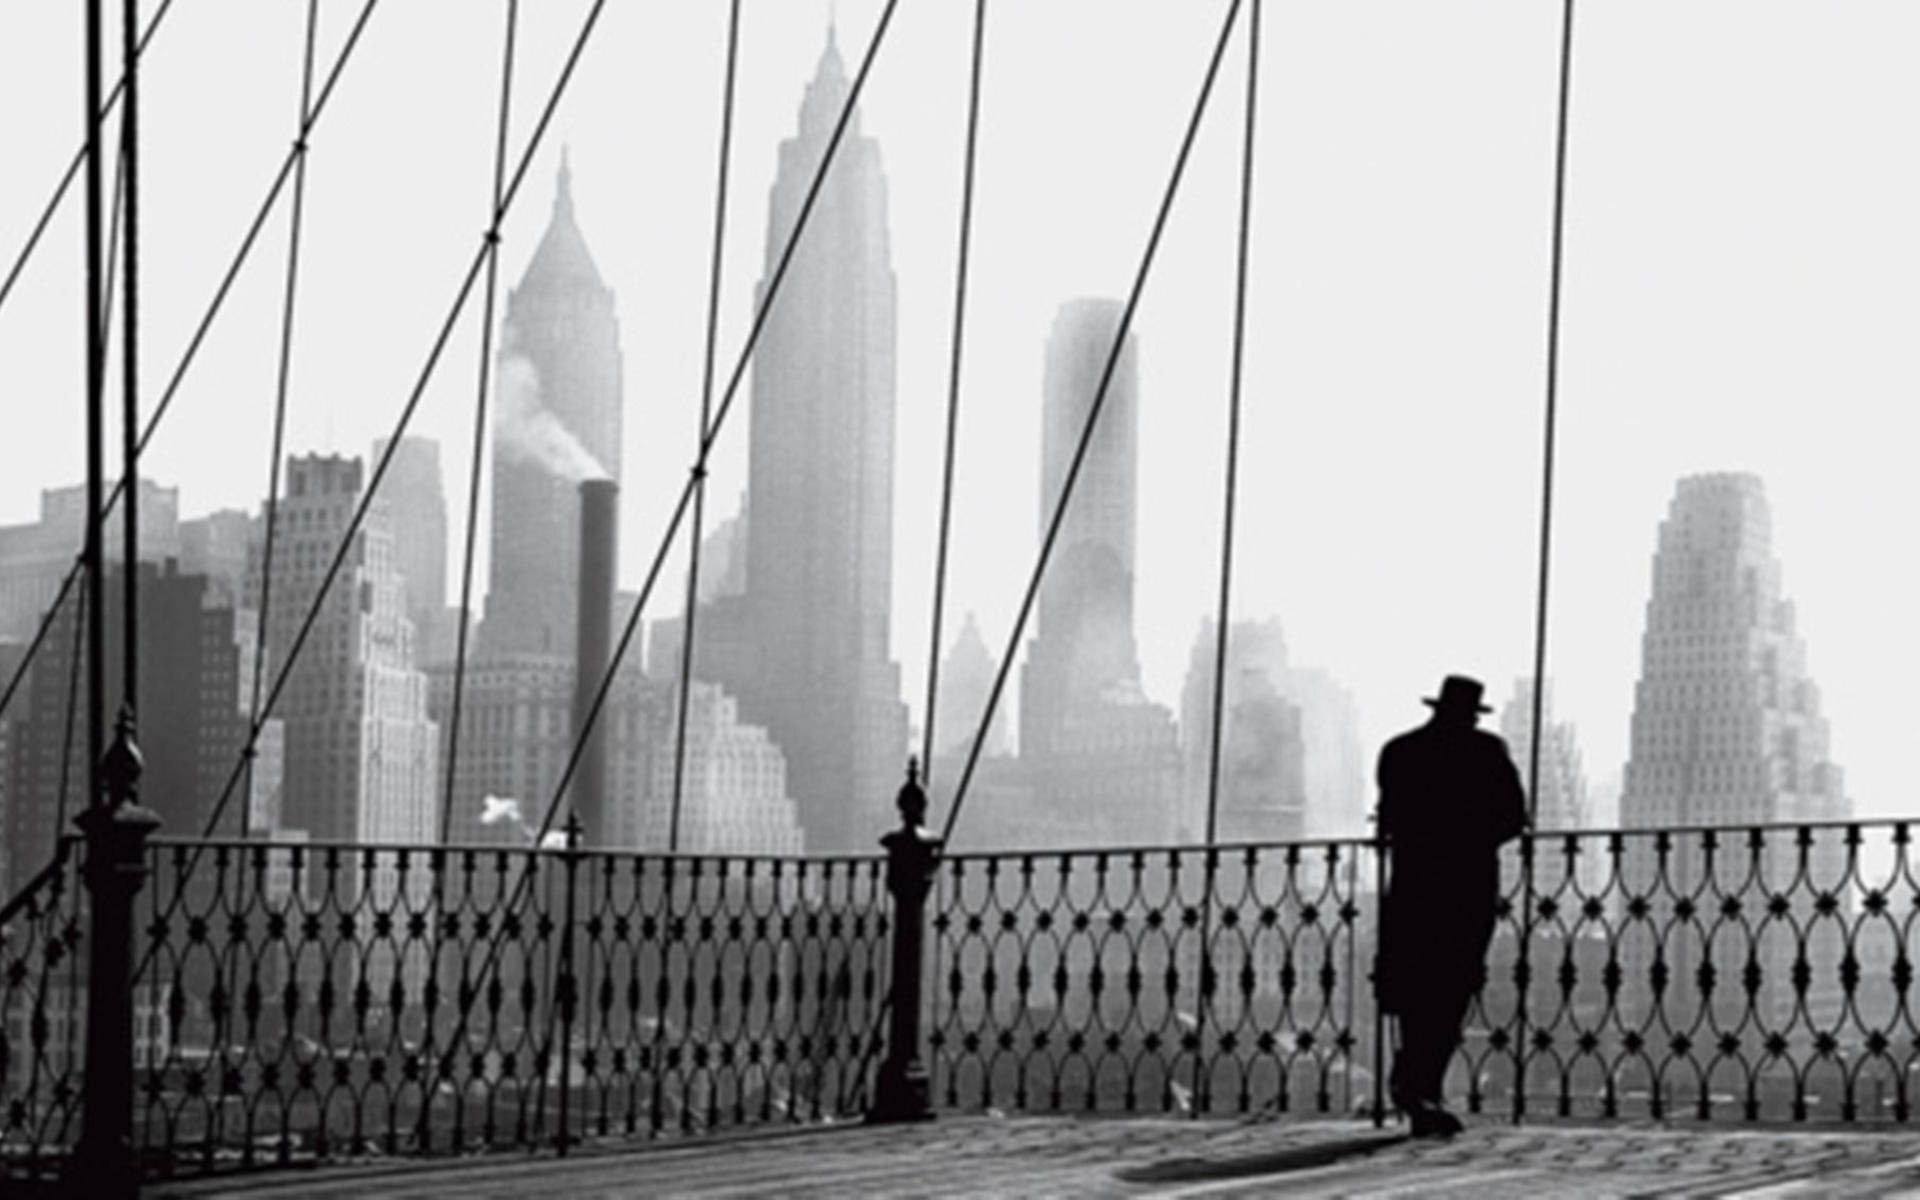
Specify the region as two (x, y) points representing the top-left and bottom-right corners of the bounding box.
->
(0, 478), (179, 642)
(376, 436), (453, 666)
(700, 30), (907, 852)
(255, 455), (438, 853)
(480, 156), (624, 658)
(1016, 299), (1179, 846)
(1621, 475), (1847, 830)
(1618, 472), (1849, 1027)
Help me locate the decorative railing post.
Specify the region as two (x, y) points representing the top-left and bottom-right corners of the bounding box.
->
(555, 813), (584, 1155)
(67, 707), (162, 1197)
(868, 759), (941, 1123)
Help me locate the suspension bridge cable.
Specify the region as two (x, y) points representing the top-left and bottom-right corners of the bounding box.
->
(668, 0), (744, 853)
(425, 4), (905, 1095)
(525, 0), (901, 853)
(0, 0), (174, 321)
(1201, 0), (1261, 850)
(1194, 0), (1262, 1117)
(1515, 0), (1578, 1126)
(54, 580), (88, 833)
(919, 0), (990, 790)
(120, 0), (142, 715)
(179, 0), (613, 856)
(84, 0), (107, 813)
(244, 0), (324, 841)
(437, 0), (520, 848)
(0, 0), (381, 732)
(939, 0), (1246, 847)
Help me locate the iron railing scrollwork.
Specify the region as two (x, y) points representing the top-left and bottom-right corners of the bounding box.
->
(0, 836), (89, 1176)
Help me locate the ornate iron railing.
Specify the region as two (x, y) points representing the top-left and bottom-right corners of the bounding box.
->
(1476, 820), (1919, 1123)
(120, 837), (888, 1177)
(0, 836), (88, 1176)
(932, 821), (1920, 1127)
(931, 839), (1380, 1118)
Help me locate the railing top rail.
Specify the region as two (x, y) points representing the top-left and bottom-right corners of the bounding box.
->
(939, 817), (1920, 863)
(142, 834), (888, 868)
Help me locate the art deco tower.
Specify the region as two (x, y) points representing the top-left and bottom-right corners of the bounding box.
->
(481, 155), (624, 658)
(703, 29), (906, 853)
(1618, 473), (1848, 1028)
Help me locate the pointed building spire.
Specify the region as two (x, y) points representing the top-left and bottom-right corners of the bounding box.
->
(556, 144), (575, 222)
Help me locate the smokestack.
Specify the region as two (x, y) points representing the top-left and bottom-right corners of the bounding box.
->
(573, 479), (618, 846)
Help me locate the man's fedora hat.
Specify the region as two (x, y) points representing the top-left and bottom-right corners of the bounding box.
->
(1423, 674), (1492, 714)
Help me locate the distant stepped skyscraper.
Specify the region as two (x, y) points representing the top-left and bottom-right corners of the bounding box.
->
(700, 28), (907, 852)
(480, 155), (623, 658)
(1619, 472), (1849, 1028)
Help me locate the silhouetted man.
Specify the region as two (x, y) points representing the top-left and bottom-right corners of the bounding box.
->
(1375, 674), (1526, 1137)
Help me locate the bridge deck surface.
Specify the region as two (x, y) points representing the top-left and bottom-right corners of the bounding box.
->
(147, 1115), (1920, 1198)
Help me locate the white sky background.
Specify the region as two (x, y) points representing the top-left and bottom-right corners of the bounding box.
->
(2, 1), (1916, 830)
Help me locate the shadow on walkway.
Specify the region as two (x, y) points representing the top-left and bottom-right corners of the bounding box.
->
(1115, 1131), (1412, 1185)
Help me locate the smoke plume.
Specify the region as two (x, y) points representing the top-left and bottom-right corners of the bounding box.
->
(497, 354), (608, 482)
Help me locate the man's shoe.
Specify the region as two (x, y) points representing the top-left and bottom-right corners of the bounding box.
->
(1407, 1102), (1463, 1139)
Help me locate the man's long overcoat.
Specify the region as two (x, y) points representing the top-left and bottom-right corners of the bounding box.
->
(1374, 722), (1527, 1015)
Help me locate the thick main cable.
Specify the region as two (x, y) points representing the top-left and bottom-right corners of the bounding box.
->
(120, 0), (142, 717)
(0, 0), (174, 320)
(669, 0), (744, 852)
(919, 0), (991, 788)
(437, 0), (520, 848)
(939, 0), (1245, 846)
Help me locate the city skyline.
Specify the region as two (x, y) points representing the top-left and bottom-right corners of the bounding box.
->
(1, 3), (1915, 836)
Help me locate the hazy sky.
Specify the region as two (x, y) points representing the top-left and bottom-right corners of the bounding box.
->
(3, 2), (1916, 834)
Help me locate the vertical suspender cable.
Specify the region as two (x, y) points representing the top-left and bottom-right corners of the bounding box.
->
(439, 0), (520, 848)
(919, 0), (990, 793)
(244, 0), (322, 840)
(669, 0), (743, 853)
(1201, 0), (1261, 850)
(119, 0), (141, 715)
(1516, 0), (1578, 1126)
(83, 0), (106, 811)
(1194, 0), (1261, 1117)
(940, 0), (1245, 847)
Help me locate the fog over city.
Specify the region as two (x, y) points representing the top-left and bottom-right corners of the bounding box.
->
(3, 0), (1918, 848)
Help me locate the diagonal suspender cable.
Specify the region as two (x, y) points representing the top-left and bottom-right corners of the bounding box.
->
(134, 1), (613, 985)
(426, 6), (905, 1097)
(919, 0), (990, 789)
(437, 0), (520, 848)
(1514, 0), (1578, 1126)
(1201, 0), (1261, 850)
(0, 0), (174, 322)
(939, 0), (1245, 847)
(0, 0), (381, 733)
(668, 0), (743, 853)
(524, 0), (902, 853)
(242, 0), (322, 841)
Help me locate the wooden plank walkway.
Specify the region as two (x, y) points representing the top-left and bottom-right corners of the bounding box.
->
(147, 1115), (1920, 1198)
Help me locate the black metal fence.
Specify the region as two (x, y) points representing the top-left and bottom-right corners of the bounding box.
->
(932, 821), (1920, 1126)
(0, 836), (87, 1177)
(931, 839), (1379, 1118)
(10, 818), (1920, 1184)
(5, 834), (890, 1179)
